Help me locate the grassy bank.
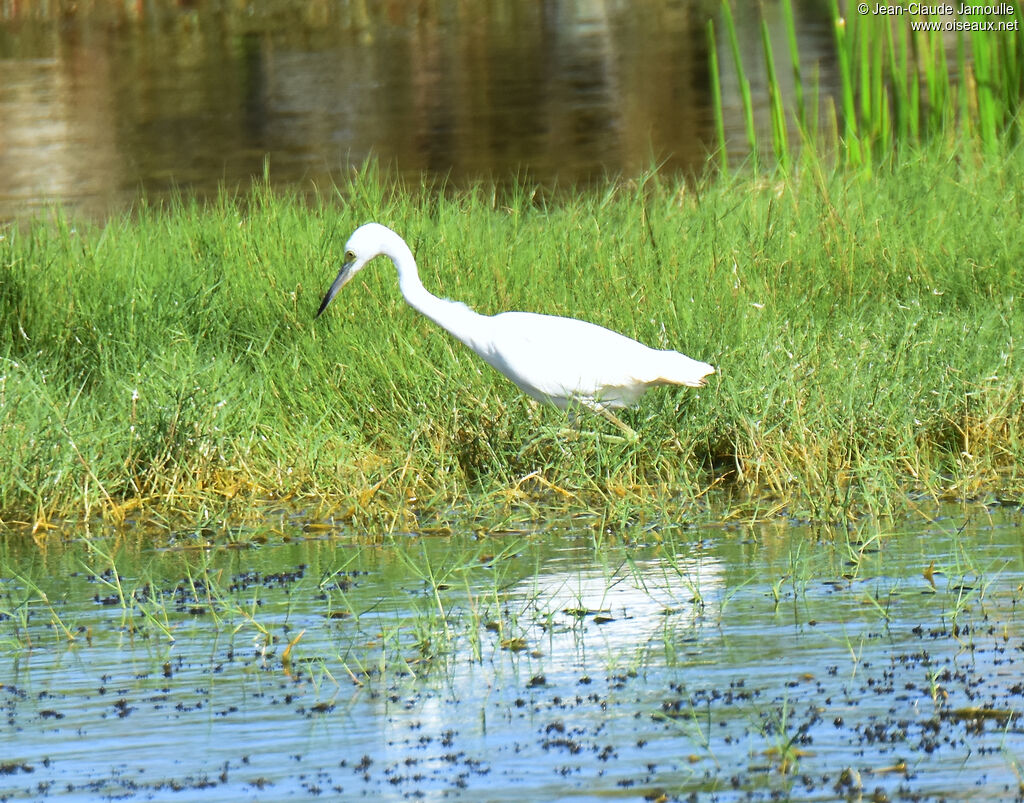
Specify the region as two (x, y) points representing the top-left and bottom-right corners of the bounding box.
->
(2, 148), (1023, 531)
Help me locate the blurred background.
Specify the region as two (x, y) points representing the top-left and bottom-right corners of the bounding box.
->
(0, 0), (839, 221)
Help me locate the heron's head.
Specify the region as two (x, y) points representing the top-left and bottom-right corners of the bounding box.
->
(315, 223), (398, 318)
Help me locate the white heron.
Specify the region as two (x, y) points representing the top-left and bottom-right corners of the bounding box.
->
(316, 223), (714, 437)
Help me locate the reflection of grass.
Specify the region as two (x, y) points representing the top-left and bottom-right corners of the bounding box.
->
(1000, 736), (1024, 796)
(755, 696), (811, 776)
(84, 542), (179, 642)
(2, 571), (77, 649)
(2, 509), (1022, 801)
(310, 534), (540, 682)
(652, 695), (717, 760)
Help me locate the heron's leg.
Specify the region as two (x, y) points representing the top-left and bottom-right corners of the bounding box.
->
(573, 402), (637, 442)
(521, 405), (635, 447)
(517, 404), (579, 458)
(595, 407), (638, 441)
(554, 424), (629, 445)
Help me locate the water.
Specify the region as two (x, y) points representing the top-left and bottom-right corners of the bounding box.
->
(0, 0), (837, 221)
(3, 505), (1024, 801)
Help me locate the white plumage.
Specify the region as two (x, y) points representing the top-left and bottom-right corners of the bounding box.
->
(316, 223), (713, 431)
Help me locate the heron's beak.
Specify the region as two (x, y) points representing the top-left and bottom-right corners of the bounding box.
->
(315, 259), (357, 318)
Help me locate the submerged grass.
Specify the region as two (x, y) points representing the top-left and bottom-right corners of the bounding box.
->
(3, 508), (1022, 799)
(2, 148), (1023, 530)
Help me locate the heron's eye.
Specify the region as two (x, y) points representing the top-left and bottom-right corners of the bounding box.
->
(344, 250), (356, 263)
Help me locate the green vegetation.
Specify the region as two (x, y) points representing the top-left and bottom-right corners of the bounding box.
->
(3, 1), (1022, 532)
(2, 145), (1022, 530)
(710, 0), (1024, 170)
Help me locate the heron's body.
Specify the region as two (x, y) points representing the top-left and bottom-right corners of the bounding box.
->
(316, 223), (714, 423)
(439, 308), (711, 410)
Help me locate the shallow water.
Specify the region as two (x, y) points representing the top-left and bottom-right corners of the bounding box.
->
(2, 506), (1024, 801)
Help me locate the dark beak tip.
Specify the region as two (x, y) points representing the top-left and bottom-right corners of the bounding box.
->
(315, 262), (352, 320)
(315, 288), (337, 319)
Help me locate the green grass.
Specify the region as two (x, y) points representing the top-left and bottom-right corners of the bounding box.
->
(2, 149), (1023, 531)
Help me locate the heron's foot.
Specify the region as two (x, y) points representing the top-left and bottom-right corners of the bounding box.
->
(520, 426), (629, 453)
(596, 408), (638, 441)
(586, 430), (631, 445)
(518, 427), (575, 458)
(568, 406), (638, 442)
(557, 428), (630, 445)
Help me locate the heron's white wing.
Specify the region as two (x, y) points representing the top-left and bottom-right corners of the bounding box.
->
(477, 312), (710, 408)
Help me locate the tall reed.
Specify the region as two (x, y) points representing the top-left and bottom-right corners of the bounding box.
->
(709, 0), (1024, 169)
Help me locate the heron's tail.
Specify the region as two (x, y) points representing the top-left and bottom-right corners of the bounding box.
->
(652, 351), (715, 388)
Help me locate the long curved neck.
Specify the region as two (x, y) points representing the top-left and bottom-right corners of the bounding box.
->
(386, 241), (488, 350)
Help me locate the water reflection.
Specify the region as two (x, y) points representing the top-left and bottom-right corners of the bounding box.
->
(518, 552), (725, 673)
(0, 0), (838, 221)
(3, 510), (1024, 800)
